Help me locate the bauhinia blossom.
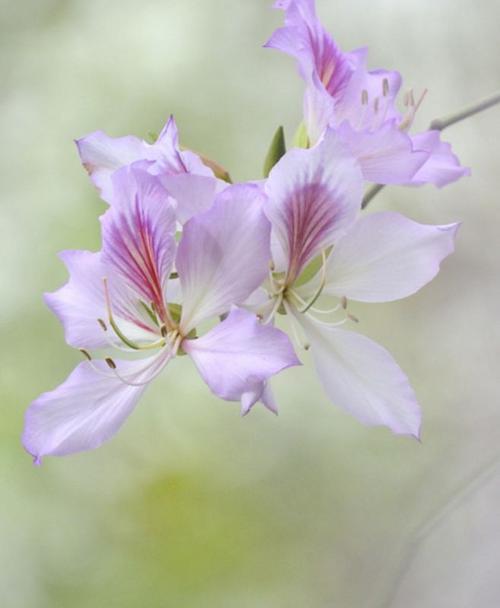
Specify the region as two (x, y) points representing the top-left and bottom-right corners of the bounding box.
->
(23, 165), (299, 463)
(253, 129), (459, 437)
(76, 116), (223, 224)
(266, 0), (470, 187)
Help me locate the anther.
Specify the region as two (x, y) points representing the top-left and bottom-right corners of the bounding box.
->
(79, 348), (92, 361)
(269, 260), (276, 272)
(97, 318), (107, 331)
(383, 78), (389, 97)
(361, 89), (369, 105)
(105, 357), (117, 370)
(374, 98), (380, 113)
(341, 296), (348, 310)
(160, 324), (168, 337)
(347, 313), (359, 323)
(303, 343), (311, 351)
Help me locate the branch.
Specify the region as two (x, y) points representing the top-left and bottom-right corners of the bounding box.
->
(362, 90), (500, 209)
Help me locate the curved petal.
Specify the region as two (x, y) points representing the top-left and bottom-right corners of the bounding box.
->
(293, 311), (421, 437)
(337, 121), (428, 185)
(176, 185), (272, 331)
(410, 130), (471, 187)
(22, 352), (170, 463)
(76, 116), (215, 204)
(75, 131), (157, 202)
(267, 0), (358, 100)
(101, 164), (176, 320)
(183, 307), (300, 402)
(321, 212), (459, 303)
(264, 128), (363, 282)
(159, 173), (217, 224)
(241, 383), (278, 417)
(45, 250), (111, 350)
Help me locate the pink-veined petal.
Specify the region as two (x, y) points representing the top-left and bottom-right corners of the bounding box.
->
(183, 307), (300, 403)
(101, 164), (176, 321)
(410, 130), (471, 187)
(176, 185), (272, 332)
(264, 128), (363, 282)
(321, 212), (459, 303)
(22, 352), (170, 464)
(293, 310), (421, 437)
(337, 121), (429, 185)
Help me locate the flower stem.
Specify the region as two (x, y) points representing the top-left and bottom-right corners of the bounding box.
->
(362, 90), (500, 209)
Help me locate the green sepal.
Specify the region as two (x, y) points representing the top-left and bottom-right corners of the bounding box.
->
(263, 126), (286, 178)
(168, 303), (182, 324)
(294, 246), (333, 288)
(292, 122), (310, 149)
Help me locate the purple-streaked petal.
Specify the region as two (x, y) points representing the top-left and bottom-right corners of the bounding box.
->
(264, 128), (363, 282)
(183, 307), (300, 403)
(337, 121), (429, 185)
(176, 184), (272, 331)
(321, 212), (459, 303)
(45, 249), (159, 350)
(293, 311), (421, 437)
(101, 164), (176, 321)
(410, 130), (471, 187)
(267, 0), (358, 101)
(22, 352), (170, 463)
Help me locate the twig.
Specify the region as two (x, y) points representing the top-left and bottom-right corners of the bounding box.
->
(362, 90), (500, 209)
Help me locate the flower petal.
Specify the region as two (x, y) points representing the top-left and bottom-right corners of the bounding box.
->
(159, 173), (217, 224)
(183, 307), (300, 403)
(293, 311), (421, 437)
(101, 164), (176, 320)
(264, 128), (363, 282)
(22, 353), (170, 463)
(410, 130), (471, 187)
(241, 383), (278, 417)
(322, 212), (459, 303)
(75, 131), (156, 202)
(337, 121), (428, 185)
(45, 250), (111, 349)
(176, 184), (272, 331)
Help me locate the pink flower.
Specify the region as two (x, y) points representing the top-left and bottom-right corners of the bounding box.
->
(76, 116), (221, 223)
(266, 0), (470, 188)
(256, 129), (459, 436)
(23, 166), (299, 463)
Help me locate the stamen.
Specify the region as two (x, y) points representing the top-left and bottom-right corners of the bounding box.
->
(105, 357), (117, 370)
(361, 89), (369, 105)
(160, 324), (168, 338)
(97, 318), (107, 331)
(347, 313), (359, 323)
(283, 301), (310, 351)
(262, 294), (283, 325)
(383, 78), (389, 97)
(79, 349), (92, 361)
(297, 250), (328, 314)
(341, 296), (348, 310)
(374, 97), (380, 114)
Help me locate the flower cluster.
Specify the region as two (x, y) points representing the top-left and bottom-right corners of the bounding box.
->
(23, 0), (467, 463)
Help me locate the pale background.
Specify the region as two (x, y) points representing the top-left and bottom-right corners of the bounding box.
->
(1, 1), (500, 606)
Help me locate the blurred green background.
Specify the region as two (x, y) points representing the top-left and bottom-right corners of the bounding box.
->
(2, 1), (500, 606)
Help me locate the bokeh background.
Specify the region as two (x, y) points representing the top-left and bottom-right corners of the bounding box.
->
(2, 1), (500, 606)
